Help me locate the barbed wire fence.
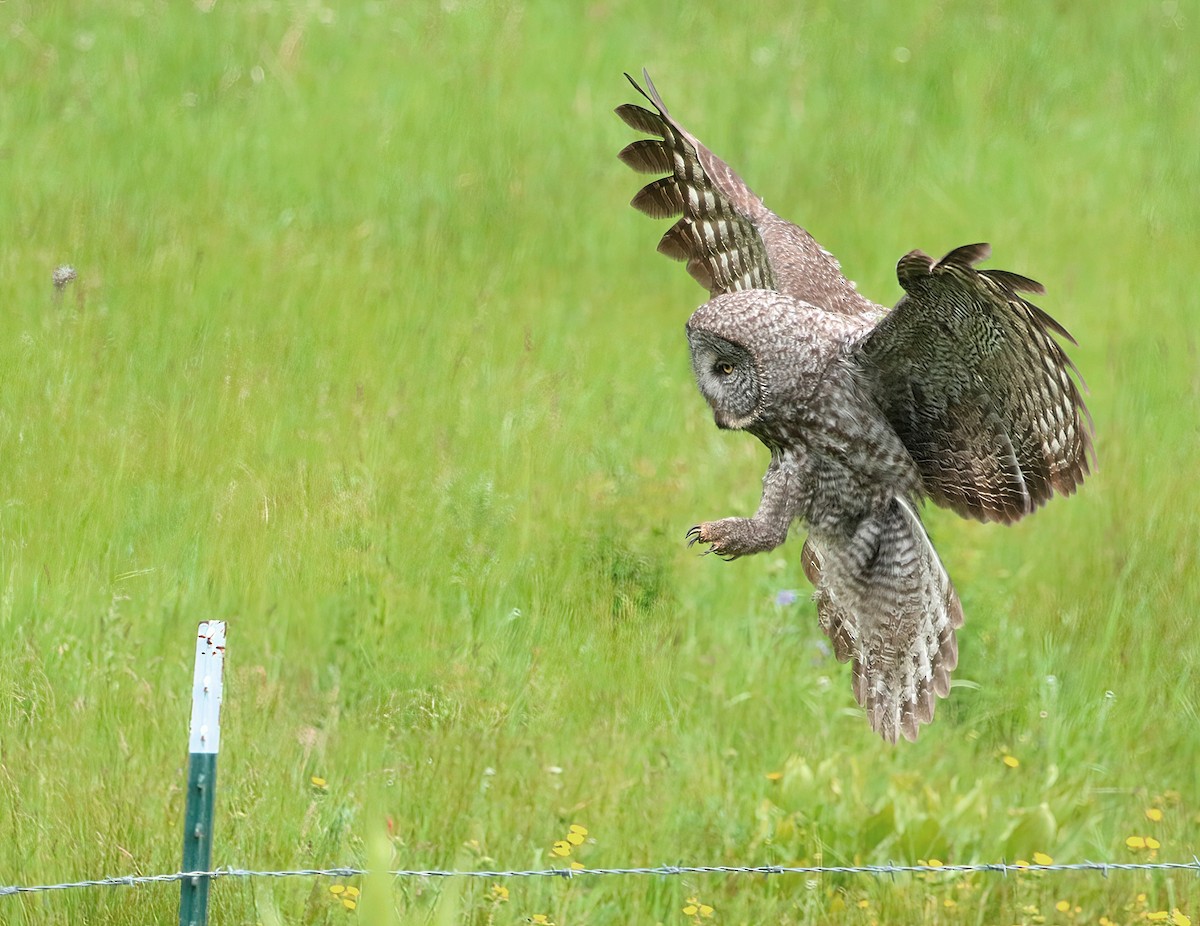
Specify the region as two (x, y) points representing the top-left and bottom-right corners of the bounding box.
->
(4, 859), (1200, 899)
(3, 624), (1197, 915)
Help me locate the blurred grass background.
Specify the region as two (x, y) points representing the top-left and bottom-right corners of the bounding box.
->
(1, 0), (1197, 923)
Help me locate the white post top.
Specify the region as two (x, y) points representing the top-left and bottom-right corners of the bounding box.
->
(188, 621), (226, 754)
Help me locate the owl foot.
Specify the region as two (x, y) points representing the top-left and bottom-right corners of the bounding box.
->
(686, 521), (741, 561)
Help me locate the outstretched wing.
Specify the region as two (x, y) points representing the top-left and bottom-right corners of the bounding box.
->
(802, 497), (963, 744)
(615, 71), (877, 317)
(857, 244), (1094, 524)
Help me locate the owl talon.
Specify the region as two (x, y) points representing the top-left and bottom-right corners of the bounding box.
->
(687, 524), (715, 553)
(687, 523), (733, 558)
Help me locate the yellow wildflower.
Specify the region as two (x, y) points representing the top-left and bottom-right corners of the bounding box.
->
(927, 858), (944, 868)
(765, 771), (783, 781)
(1146, 807), (1164, 822)
(551, 840), (571, 857)
(490, 884), (510, 902)
(1145, 836), (1161, 850)
(1126, 836), (1147, 849)
(1002, 754), (1020, 769)
(330, 883), (360, 910)
(1147, 913), (1170, 923)
(311, 775), (328, 790)
(528, 915), (555, 926)
(1171, 912), (1192, 926)
(568, 824), (588, 837)
(1055, 900), (1070, 912)
(570, 862), (585, 871)
(1032, 852), (1054, 865)
(328, 884), (360, 910)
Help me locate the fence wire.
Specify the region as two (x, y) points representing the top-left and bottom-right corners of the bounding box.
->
(4, 859), (1200, 897)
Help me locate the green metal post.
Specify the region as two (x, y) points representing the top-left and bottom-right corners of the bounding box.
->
(179, 621), (226, 926)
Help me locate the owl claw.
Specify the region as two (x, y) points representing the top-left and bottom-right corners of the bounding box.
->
(687, 523), (737, 559)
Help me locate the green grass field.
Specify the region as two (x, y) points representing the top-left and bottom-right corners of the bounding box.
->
(2, 1), (1198, 923)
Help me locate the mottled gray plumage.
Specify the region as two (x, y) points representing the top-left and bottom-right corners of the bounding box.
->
(617, 72), (1094, 743)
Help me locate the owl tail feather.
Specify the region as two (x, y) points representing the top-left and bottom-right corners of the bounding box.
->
(802, 497), (964, 744)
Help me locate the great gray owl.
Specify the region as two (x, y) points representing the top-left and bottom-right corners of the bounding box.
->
(616, 72), (1093, 743)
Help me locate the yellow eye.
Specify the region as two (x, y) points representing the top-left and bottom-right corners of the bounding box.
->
(717, 362), (734, 375)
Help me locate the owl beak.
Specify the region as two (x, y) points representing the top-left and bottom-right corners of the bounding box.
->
(713, 408), (749, 431)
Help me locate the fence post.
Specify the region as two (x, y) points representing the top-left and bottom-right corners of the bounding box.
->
(179, 621), (226, 926)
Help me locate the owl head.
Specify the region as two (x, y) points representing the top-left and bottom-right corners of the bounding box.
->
(686, 290), (830, 438)
(686, 325), (761, 430)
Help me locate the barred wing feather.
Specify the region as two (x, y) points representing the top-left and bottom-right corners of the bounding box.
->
(616, 71), (877, 317)
(859, 244), (1094, 523)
